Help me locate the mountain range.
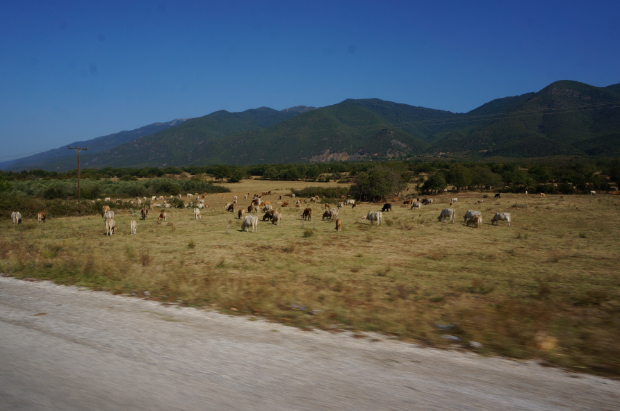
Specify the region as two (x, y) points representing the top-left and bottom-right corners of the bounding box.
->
(3, 80), (620, 171)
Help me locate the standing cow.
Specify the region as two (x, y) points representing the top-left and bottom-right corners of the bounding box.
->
(361, 211), (383, 225)
(241, 215), (258, 232)
(37, 212), (46, 223)
(491, 212), (511, 227)
(130, 220), (137, 234)
(301, 208), (312, 221)
(11, 212), (22, 225)
(437, 208), (455, 223)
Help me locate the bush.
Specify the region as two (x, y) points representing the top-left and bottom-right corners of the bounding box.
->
(291, 186), (349, 199)
(303, 229), (315, 238)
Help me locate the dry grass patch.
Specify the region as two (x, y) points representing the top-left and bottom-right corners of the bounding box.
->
(1, 190), (620, 376)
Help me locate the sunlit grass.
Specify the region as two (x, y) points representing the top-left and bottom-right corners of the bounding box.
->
(1, 186), (619, 376)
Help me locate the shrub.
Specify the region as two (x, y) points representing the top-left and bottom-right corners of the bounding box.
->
(303, 229), (314, 238)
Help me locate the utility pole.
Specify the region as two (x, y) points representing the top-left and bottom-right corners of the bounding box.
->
(68, 146), (87, 202)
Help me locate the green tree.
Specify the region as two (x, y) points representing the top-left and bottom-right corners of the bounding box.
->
(446, 165), (472, 191)
(0, 175), (11, 193)
(421, 172), (447, 193)
(349, 166), (408, 201)
(228, 169), (245, 183)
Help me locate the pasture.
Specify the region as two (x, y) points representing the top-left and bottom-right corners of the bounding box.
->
(1, 180), (620, 376)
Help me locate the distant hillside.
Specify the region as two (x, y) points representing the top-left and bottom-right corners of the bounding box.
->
(0, 119), (188, 172)
(5, 80), (620, 171)
(79, 107), (304, 169)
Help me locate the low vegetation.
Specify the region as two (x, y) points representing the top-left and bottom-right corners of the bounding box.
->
(1, 179), (619, 377)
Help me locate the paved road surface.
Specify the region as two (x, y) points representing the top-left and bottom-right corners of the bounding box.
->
(1, 276), (618, 410)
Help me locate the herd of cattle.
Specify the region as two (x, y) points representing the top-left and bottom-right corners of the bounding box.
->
(8, 191), (521, 236)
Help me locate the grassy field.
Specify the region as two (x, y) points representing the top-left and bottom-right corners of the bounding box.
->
(2, 179), (620, 376)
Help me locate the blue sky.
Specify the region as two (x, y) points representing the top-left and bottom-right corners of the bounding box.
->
(1, 0), (619, 160)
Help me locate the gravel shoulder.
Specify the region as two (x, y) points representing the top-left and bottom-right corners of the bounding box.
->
(1, 276), (618, 411)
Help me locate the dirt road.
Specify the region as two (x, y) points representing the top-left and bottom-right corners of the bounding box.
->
(1, 276), (618, 410)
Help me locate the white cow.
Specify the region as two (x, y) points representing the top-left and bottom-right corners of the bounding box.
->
(463, 210), (481, 223)
(346, 199), (356, 206)
(104, 210), (115, 221)
(130, 220), (137, 234)
(438, 208), (455, 223)
(491, 212), (511, 227)
(410, 202), (421, 210)
(466, 214), (482, 228)
(328, 208), (339, 220)
(451, 198), (458, 203)
(590, 191), (596, 195)
(105, 218), (117, 236)
(104, 197), (111, 202)
(271, 212), (282, 226)
(241, 215), (258, 232)
(11, 211), (22, 225)
(263, 204), (273, 212)
(197, 203), (204, 209)
(193, 208), (202, 220)
(361, 211), (383, 225)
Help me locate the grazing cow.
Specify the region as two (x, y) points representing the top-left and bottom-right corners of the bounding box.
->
(187, 194), (193, 198)
(361, 211), (383, 225)
(463, 210), (481, 223)
(466, 215), (482, 228)
(590, 190), (596, 195)
(37, 212), (46, 223)
(193, 208), (202, 220)
(335, 218), (342, 232)
(410, 202), (421, 210)
(403, 200), (413, 205)
(321, 210), (333, 221)
(271, 212), (282, 225)
(154, 203), (162, 208)
(241, 215), (258, 232)
(262, 201), (272, 206)
(291, 194), (296, 198)
(197, 203), (204, 209)
(381, 203), (392, 212)
(11, 211), (22, 225)
(102, 205), (111, 218)
(140, 208), (148, 220)
(346, 199), (355, 206)
(104, 210), (115, 221)
(105, 197), (111, 202)
(494, 194), (501, 199)
(263, 204), (273, 212)
(422, 198), (434, 205)
(325, 203), (330, 209)
(437, 208), (455, 223)
(476, 200), (484, 204)
(301, 208), (312, 221)
(279, 195), (283, 200)
(263, 209), (276, 221)
(158, 212), (167, 222)
(164, 203), (171, 208)
(337, 201), (344, 208)
(105, 218), (117, 236)
(130, 220), (137, 234)
(282, 201), (289, 207)
(352, 203), (357, 209)
(329, 208), (339, 220)
(238, 209), (245, 219)
(225, 203), (235, 212)
(540, 193), (546, 198)
(296, 199), (301, 205)
(491, 212), (511, 227)
(451, 198), (458, 203)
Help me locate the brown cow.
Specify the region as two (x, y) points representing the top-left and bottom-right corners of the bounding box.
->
(301, 208), (312, 221)
(225, 203), (235, 212)
(158, 212), (167, 222)
(140, 208), (148, 220)
(102, 205), (110, 218)
(262, 209), (276, 221)
(325, 203), (330, 209)
(238, 209), (245, 219)
(282, 201), (289, 207)
(37, 212), (46, 223)
(335, 218), (342, 232)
